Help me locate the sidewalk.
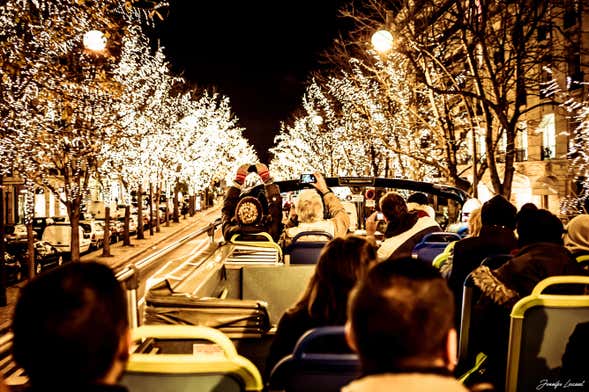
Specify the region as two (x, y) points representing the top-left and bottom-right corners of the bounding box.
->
(0, 206), (220, 328)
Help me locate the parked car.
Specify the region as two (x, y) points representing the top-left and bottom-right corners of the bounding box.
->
(117, 216), (137, 235)
(32, 217), (55, 239)
(80, 220), (105, 250)
(41, 224), (91, 255)
(5, 224), (28, 241)
(5, 239), (65, 277)
(2, 247), (22, 284)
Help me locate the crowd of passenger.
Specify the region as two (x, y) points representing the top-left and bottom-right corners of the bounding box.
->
(6, 162), (589, 391)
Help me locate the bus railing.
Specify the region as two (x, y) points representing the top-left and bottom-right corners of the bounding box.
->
(0, 217), (222, 384)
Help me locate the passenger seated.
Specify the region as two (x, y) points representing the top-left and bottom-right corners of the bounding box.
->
(366, 192), (440, 261)
(280, 172), (350, 247)
(564, 214), (589, 267)
(406, 192), (436, 221)
(222, 163), (283, 242)
(265, 235), (376, 377)
(12, 262), (131, 391)
(343, 258), (469, 392)
(469, 208), (587, 388)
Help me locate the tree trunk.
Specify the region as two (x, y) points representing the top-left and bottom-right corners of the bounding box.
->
(137, 184), (144, 240)
(155, 185), (161, 233)
(149, 183), (154, 236)
(0, 182), (6, 306)
(173, 183), (180, 223)
(27, 223), (35, 280)
(102, 206), (111, 257)
(69, 200), (81, 262)
(123, 205), (131, 246)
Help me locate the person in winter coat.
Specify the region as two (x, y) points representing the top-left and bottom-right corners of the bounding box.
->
(221, 163), (283, 242)
(446, 195), (518, 328)
(564, 214), (589, 267)
(366, 192), (440, 262)
(280, 172), (349, 247)
(343, 258), (469, 392)
(468, 208), (587, 389)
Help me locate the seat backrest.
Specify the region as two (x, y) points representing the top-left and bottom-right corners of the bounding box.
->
(458, 272), (480, 364)
(268, 326), (360, 392)
(411, 232), (461, 264)
(285, 231), (332, 265)
(506, 276), (589, 392)
(230, 232), (283, 262)
(121, 325), (263, 392)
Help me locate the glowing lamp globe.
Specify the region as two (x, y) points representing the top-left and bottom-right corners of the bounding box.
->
(312, 115), (323, 125)
(371, 30), (394, 53)
(83, 30), (107, 52)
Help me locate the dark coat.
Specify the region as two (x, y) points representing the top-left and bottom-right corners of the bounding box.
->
(447, 225), (518, 325)
(221, 183), (283, 242)
(468, 242), (587, 388)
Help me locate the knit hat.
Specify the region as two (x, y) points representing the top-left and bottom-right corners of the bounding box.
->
(517, 209), (564, 246)
(481, 195), (517, 229)
(564, 214), (589, 254)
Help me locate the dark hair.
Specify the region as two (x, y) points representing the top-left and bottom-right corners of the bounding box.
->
(517, 208), (564, 246)
(12, 262), (129, 386)
(348, 258), (454, 375)
(289, 235), (376, 324)
(380, 192), (418, 236)
(481, 195), (517, 229)
(407, 192), (429, 205)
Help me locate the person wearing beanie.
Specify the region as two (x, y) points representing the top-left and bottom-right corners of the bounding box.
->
(406, 192), (436, 220)
(446, 195), (518, 331)
(468, 208), (586, 388)
(221, 163), (283, 242)
(564, 214), (589, 265)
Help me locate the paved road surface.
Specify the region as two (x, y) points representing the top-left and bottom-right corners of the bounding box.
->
(0, 205), (221, 328)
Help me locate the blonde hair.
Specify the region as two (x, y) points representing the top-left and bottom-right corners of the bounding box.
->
(295, 189), (324, 223)
(468, 208), (482, 237)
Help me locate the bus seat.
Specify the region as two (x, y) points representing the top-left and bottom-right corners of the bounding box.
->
(411, 232), (461, 264)
(122, 325), (263, 392)
(458, 254), (512, 366)
(241, 265), (315, 325)
(284, 231), (332, 265)
(506, 276), (589, 392)
(230, 232), (283, 262)
(268, 326), (360, 392)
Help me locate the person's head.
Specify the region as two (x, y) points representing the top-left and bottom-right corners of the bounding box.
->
(461, 198), (482, 223)
(12, 262), (130, 387)
(407, 192), (429, 206)
(295, 189), (324, 223)
(467, 207), (482, 237)
(292, 235), (377, 324)
(346, 258), (456, 375)
(379, 192), (409, 223)
(517, 208), (564, 247)
(481, 195), (517, 230)
(564, 214), (589, 254)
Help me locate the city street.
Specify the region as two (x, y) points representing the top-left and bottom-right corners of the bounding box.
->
(0, 205), (222, 328)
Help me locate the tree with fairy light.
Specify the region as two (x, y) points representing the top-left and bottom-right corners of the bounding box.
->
(337, 0), (583, 199)
(0, 0), (167, 263)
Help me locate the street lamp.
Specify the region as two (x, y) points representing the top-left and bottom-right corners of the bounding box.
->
(83, 30), (107, 52)
(371, 29), (394, 54)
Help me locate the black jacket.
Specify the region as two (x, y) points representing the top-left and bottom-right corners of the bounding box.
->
(468, 242), (587, 388)
(221, 183), (283, 242)
(447, 225), (518, 325)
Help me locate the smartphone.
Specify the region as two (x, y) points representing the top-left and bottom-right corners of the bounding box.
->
(300, 173), (317, 184)
(376, 212), (384, 220)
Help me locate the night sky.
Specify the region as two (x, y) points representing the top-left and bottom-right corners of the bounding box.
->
(154, 1), (347, 163)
